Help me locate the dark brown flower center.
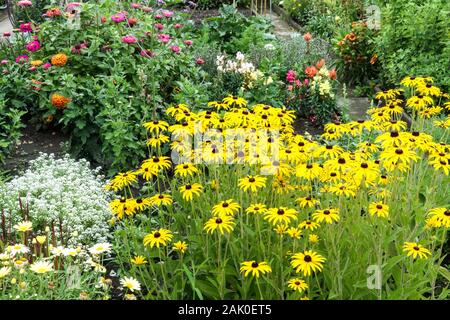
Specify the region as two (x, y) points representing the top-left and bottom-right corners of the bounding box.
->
(395, 149), (404, 155)
(338, 158), (346, 164)
(222, 202), (229, 208)
(251, 262), (259, 268)
(248, 177), (256, 183)
(323, 210), (330, 215)
(304, 255), (312, 262)
(413, 246), (420, 251)
(215, 218), (222, 224)
(376, 205), (383, 209)
(277, 209), (285, 215)
(361, 163), (368, 169)
(154, 232), (161, 238)
(185, 185), (192, 190)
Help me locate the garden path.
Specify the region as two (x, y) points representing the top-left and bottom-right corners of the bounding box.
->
(267, 11), (371, 121)
(0, 10), (12, 34)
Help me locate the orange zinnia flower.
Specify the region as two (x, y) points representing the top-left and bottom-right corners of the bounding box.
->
(51, 93), (71, 109)
(315, 59), (325, 70)
(303, 32), (312, 42)
(305, 66), (318, 78)
(329, 68), (337, 80)
(51, 53), (68, 67)
(346, 32), (357, 42)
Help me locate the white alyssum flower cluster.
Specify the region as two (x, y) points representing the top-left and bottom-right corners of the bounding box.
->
(0, 153), (112, 245)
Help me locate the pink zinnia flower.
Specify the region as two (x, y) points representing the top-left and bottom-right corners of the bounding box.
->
(42, 62), (51, 70)
(157, 34), (170, 43)
(196, 58), (205, 65)
(71, 42), (87, 54)
(162, 10), (173, 18)
(15, 55), (29, 64)
(174, 23), (183, 29)
(20, 22), (33, 33)
(1, 60), (8, 65)
(29, 66), (37, 72)
(155, 14), (162, 19)
(122, 35), (137, 44)
(184, 40), (193, 46)
(170, 45), (180, 54)
(286, 70), (296, 83)
(143, 6), (153, 13)
(111, 13), (126, 23)
(304, 79), (309, 85)
(25, 40), (40, 52)
(131, 3), (141, 9)
(155, 23), (164, 30)
(17, 0), (32, 7)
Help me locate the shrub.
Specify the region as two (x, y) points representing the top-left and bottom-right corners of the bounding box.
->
(0, 94), (26, 164)
(0, 153), (112, 245)
(375, 0), (450, 88)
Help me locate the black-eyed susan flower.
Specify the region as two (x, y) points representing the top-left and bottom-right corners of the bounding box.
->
(107, 171), (138, 191)
(368, 201), (389, 218)
(264, 207), (298, 225)
(274, 224), (289, 235)
(143, 229), (173, 248)
(295, 163), (322, 180)
(222, 95), (247, 108)
(142, 156), (172, 172)
(166, 103), (190, 117)
(238, 175), (267, 192)
(287, 227), (302, 239)
(149, 193), (173, 206)
(147, 134), (170, 148)
(174, 163), (199, 177)
(312, 208), (339, 224)
(296, 196), (320, 208)
(299, 220), (320, 231)
(204, 214), (235, 235)
(179, 183), (203, 201)
(291, 250), (326, 276)
(245, 203), (267, 215)
(426, 207), (450, 228)
(110, 198), (137, 219)
(380, 147), (419, 166)
(212, 199), (241, 216)
(130, 255), (147, 265)
(143, 120), (169, 134)
(287, 278), (308, 292)
(309, 234), (319, 244)
(402, 242), (431, 260)
(329, 183), (357, 197)
(417, 83), (441, 97)
(172, 241), (188, 254)
(240, 261), (272, 278)
(137, 165), (159, 181)
(406, 95), (433, 110)
(134, 198), (152, 211)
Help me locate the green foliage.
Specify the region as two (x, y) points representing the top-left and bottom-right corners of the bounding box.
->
(375, 0), (450, 88)
(0, 94), (25, 164)
(201, 4), (273, 54)
(195, 0), (250, 10)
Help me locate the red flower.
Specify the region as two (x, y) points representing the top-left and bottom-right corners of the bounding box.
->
(329, 68), (337, 80)
(303, 32), (312, 42)
(315, 59), (325, 70)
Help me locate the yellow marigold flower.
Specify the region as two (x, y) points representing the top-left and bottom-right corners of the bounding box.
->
(51, 53), (68, 66)
(402, 242), (431, 260)
(240, 261), (272, 278)
(143, 229), (173, 248)
(291, 250), (326, 276)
